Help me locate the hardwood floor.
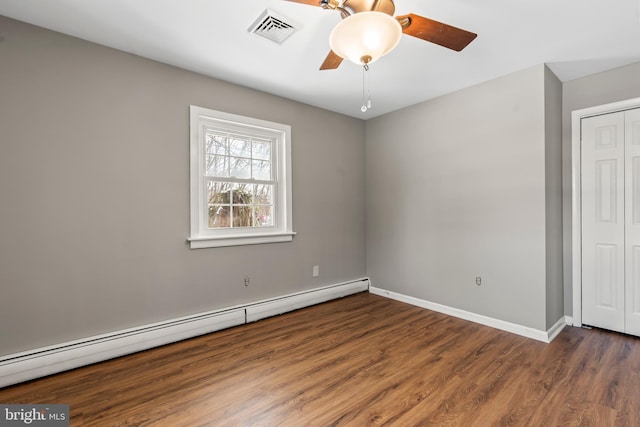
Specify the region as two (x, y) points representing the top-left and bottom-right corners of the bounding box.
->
(1, 292), (639, 426)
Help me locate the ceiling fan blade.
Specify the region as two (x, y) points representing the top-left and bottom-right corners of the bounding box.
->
(320, 50), (344, 70)
(396, 13), (477, 52)
(286, 0), (324, 7)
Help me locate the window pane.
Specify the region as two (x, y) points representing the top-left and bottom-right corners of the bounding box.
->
(206, 133), (227, 155)
(208, 182), (232, 228)
(254, 205), (273, 227)
(253, 139), (271, 161)
(208, 205), (230, 228)
(229, 136), (252, 158)
(232, 205), (253, 228)
(207, 181), (232, 205)
(254, 184), (273, 205)
(231, 183), (252, 205)
(252, 160), (271, 180)
(230, 157), (251, 179)
(206, 154), (229, 177)
(207, 182), (231, 228)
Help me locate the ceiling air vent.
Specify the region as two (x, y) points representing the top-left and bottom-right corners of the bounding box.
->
(249, 9), (298, 44)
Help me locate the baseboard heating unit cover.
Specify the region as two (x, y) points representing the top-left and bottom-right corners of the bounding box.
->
(0, 278), (369, 387)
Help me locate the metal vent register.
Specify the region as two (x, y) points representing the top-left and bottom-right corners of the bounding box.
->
(249, 9), (298, 44)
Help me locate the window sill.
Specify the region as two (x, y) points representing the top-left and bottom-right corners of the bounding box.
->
(187, 232), (296, 249)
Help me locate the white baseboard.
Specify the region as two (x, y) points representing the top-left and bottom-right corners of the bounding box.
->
(546, 316), (567, 342)
(564, 315), (575, 326)
(0, 278), (369, 388)
(369, 286), (566, 343)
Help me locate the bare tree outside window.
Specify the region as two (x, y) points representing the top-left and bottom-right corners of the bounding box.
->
(205, 132), (274, 229)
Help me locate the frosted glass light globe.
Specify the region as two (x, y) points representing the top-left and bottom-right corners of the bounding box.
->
(329, 11), (402, 65)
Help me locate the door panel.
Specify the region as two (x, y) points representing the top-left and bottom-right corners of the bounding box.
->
(595, 244), (618, 308)
(595, 159), (617, 223)
(625, 108), (640, 336)
(582, 111), (625, 333)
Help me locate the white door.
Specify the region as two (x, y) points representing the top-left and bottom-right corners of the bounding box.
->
(624, 108), (640, 336)
(581, 111), (625, 333)
(582, 107), (640, 336)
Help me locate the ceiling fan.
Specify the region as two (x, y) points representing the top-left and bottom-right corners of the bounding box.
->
(287, 0), (477, 70)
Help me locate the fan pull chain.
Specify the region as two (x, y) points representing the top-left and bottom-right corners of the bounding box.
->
(361, 63), (372, 112)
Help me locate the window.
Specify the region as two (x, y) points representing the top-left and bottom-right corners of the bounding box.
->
(188, 106), (293, 248)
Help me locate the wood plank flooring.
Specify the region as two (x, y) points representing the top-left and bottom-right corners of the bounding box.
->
(1, 292), (639, 426)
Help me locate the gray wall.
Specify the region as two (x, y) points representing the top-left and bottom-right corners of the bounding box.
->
(562, 62), (640, 317)
(366, 64), (562, 331)
(0, 16), (366, 356)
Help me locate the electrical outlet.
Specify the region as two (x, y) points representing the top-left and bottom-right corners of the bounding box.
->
(475, 276), (482, 286)
(312, 266), (319, 277)
(244, 276), (250, 287)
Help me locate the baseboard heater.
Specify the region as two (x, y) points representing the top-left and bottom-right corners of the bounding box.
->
(0, 278), (369, 388)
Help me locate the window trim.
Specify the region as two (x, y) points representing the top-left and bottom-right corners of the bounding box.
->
(188, 106), (294, 249)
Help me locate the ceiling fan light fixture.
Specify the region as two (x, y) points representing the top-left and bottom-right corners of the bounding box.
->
(329, 11), (402, 65)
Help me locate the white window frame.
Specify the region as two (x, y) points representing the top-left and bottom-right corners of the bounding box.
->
(188, 106), (294, 249)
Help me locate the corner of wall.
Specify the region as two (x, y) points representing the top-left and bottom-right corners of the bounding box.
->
(544, 65), (564, 329)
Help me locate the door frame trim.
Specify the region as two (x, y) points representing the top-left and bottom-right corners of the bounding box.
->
(572, 97), (640, 327)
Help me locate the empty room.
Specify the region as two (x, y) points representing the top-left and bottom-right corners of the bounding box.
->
(1, 0), (640, 425)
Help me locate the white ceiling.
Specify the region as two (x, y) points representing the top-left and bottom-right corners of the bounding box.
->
(1, 0), (640, 119)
